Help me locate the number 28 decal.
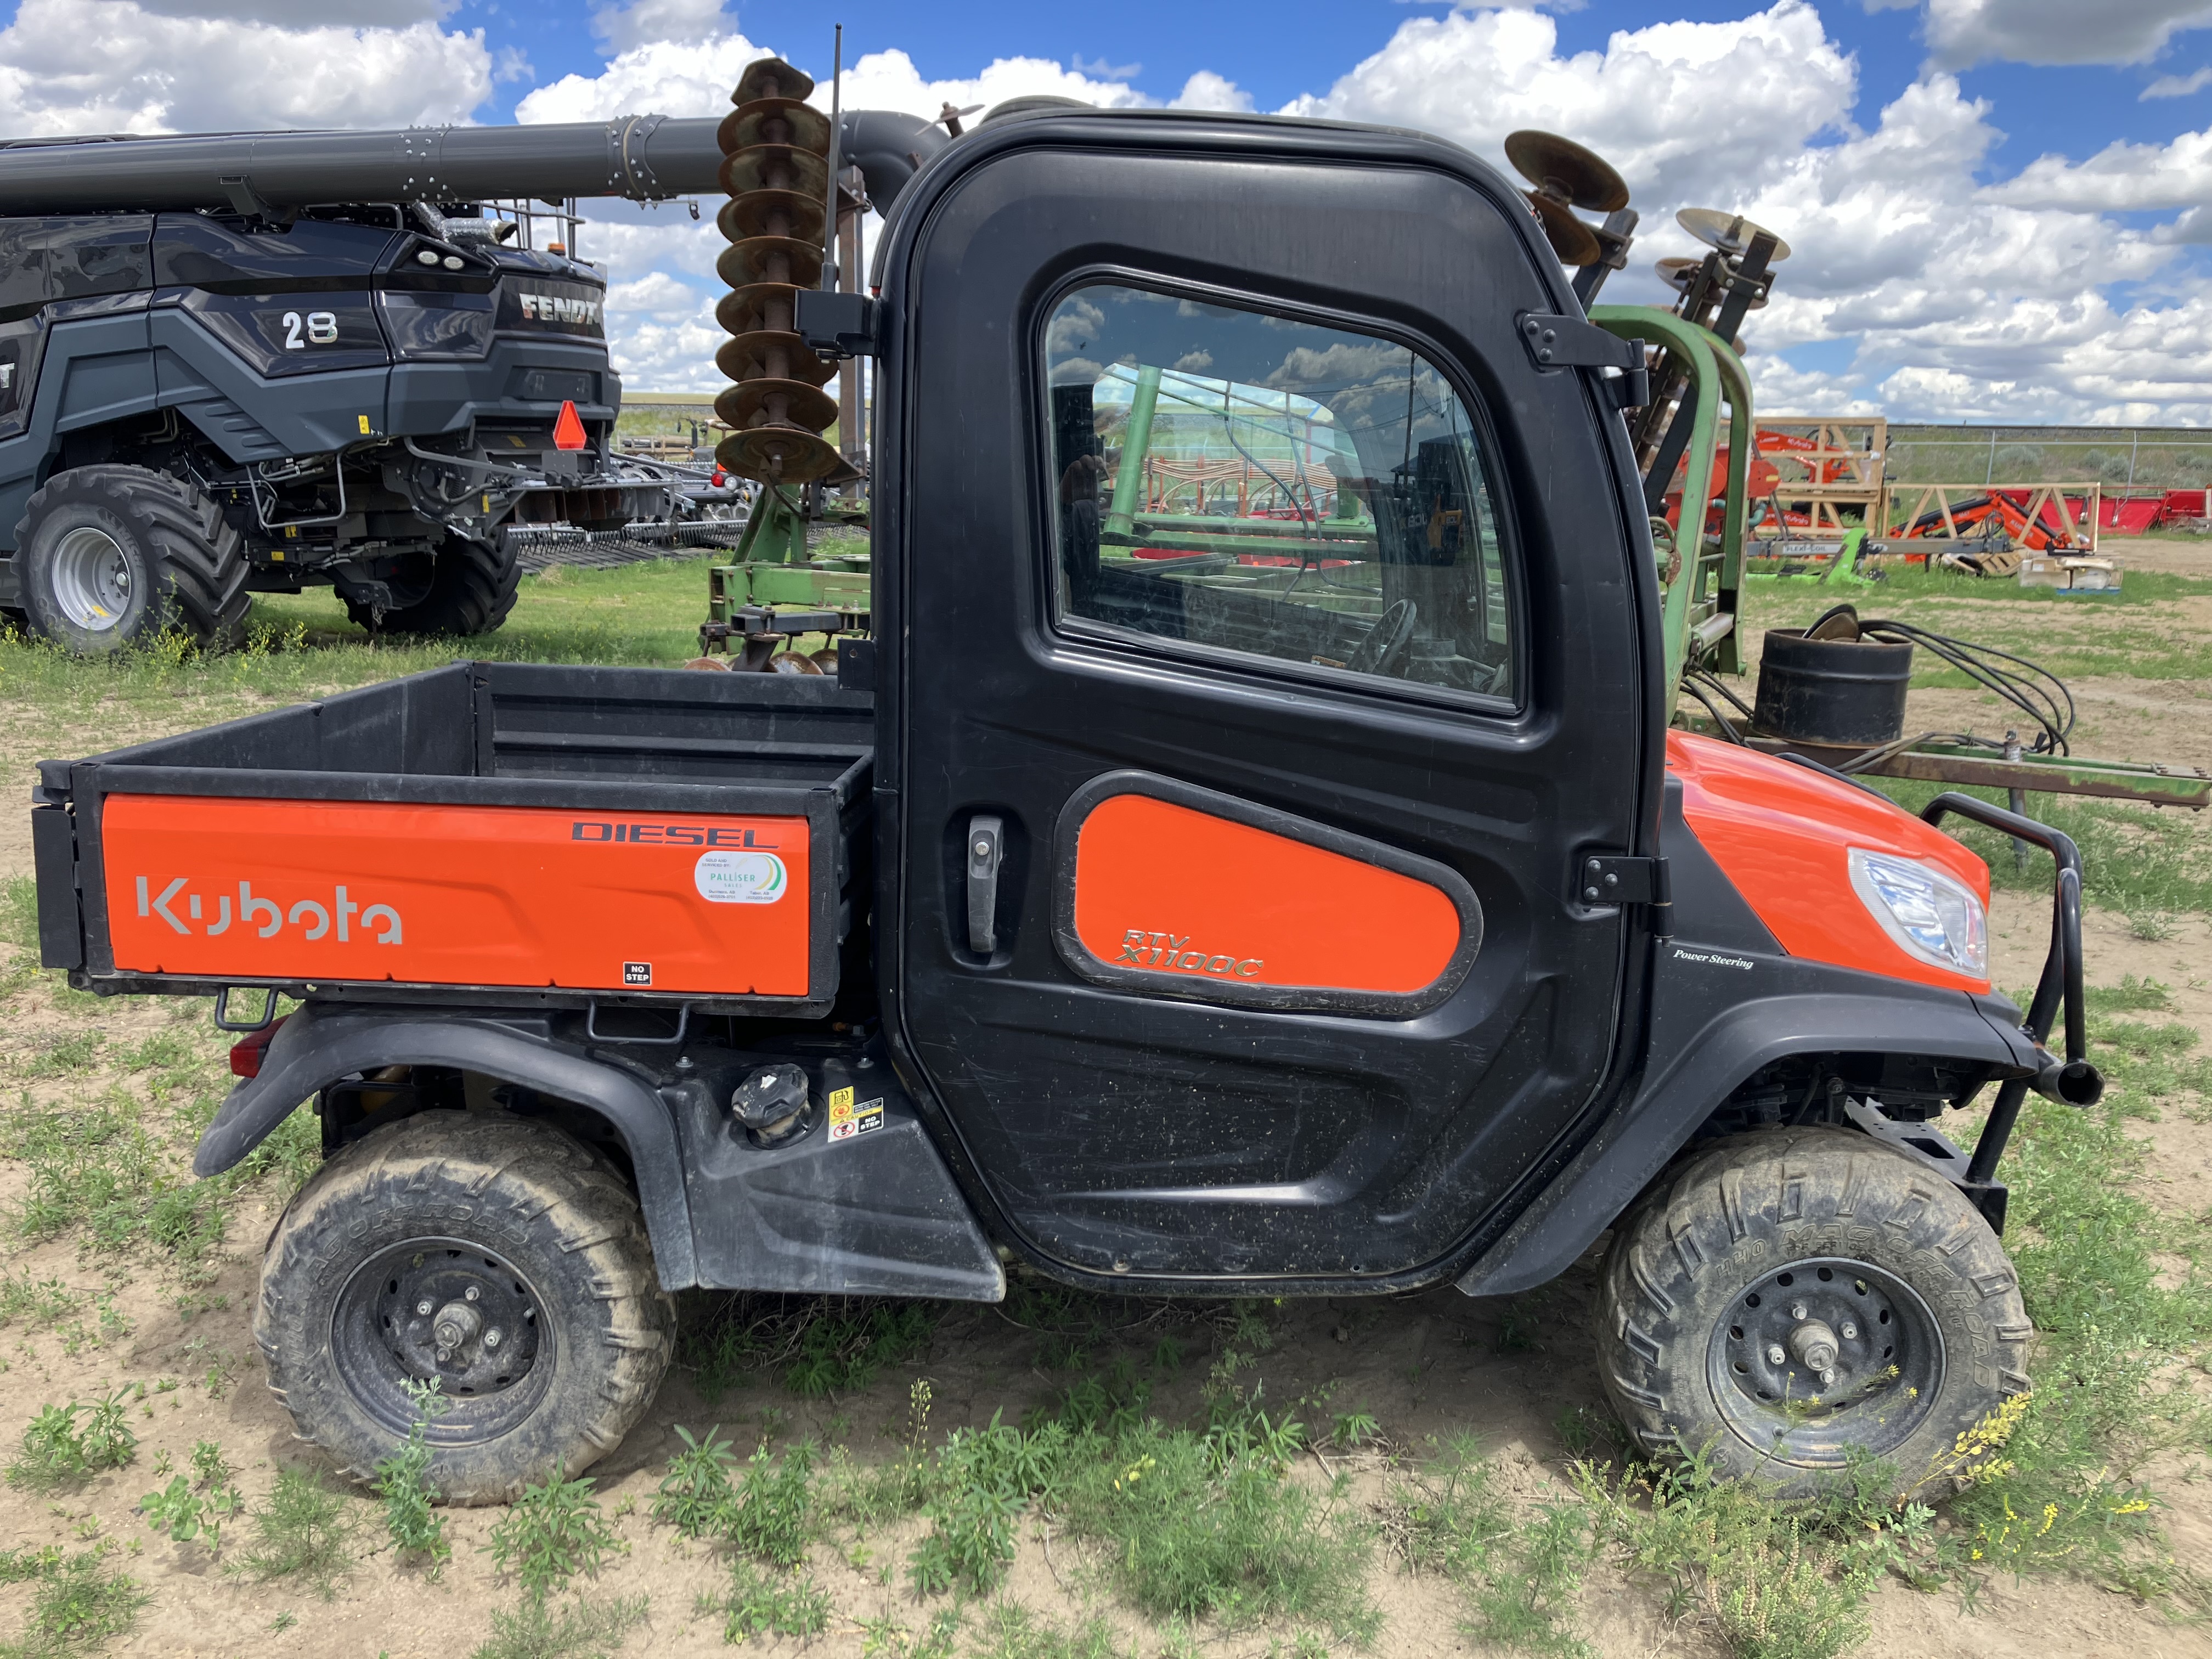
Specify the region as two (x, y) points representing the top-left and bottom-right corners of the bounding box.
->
(280, 310), (340, 349)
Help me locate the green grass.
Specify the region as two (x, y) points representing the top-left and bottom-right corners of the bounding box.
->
(1387, 1436), (1592, 1656)
(966, 1602), (1134, 1659)
(674, 1294), (939, 1402)
(1741, 568), (2212, 681)
(470, 1593), (650, 1659)
(232, 1466), (358, 1599)
(1863, 776), (2212, 919)
(0, 1549), (147, 1659)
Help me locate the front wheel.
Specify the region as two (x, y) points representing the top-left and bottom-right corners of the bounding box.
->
(256, 1111), (673, 1504)
(1595, 1126), (2030, 1498)
(14, 465), (249, 653)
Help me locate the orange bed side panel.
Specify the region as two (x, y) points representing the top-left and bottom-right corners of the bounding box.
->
(99, 795), (812, 996)
(1070, 793), (1462, 996)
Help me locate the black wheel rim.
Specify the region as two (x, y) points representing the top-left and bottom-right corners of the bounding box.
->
(1705, 1256), (1944, 1469)
(331, 1237), (554, 1444)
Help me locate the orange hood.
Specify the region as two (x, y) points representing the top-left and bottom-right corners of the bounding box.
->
(1666, 731), (1993, 993)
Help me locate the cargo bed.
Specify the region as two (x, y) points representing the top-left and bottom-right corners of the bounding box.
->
(32, 662), (873, 1016)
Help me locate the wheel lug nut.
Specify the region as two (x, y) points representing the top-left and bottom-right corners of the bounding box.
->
(1820, 1369), (1836, 1386)
(1789, 1302), (1808, 1321)
(1840, 1322), (1857, 1340)
(1766, 1344), (1787, 1365)
(485, 1329), (503, 1348)
(416, 1300), (434, 1316)
(464, 1285), (481, 1302)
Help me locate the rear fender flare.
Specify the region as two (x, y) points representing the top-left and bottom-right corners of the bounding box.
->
(193, 1001), (699, 1289)
(1453, 962), (2037, 1300)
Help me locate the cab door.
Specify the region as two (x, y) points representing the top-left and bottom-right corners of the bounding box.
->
(874, 115), (1657, 1285)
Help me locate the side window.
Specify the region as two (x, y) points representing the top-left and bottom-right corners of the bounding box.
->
(1046, 283), (1515, 701)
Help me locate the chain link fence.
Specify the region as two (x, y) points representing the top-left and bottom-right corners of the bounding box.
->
(1886, 427), (2212, 492)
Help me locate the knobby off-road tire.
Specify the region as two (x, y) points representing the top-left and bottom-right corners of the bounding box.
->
(345, 531), (519, 636)
(256, 1111), (674, 1505)
(1595, 1126), (2030, 1499)
(14, 465), (249, 653)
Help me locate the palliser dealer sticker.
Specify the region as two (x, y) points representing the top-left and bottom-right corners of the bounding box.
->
(694, 850), (788, 904)
(827, 1086), (885, 1143)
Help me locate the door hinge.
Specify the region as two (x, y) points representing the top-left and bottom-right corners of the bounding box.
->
(1518, 312), (1649, 409)
(1578, 854), (1671, 911)
(795, 289), (879, 360)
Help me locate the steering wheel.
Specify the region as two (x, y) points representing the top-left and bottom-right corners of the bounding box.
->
(1344, 597), (1418, 676)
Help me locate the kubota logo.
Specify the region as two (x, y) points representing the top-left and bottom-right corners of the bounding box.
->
(1114, 930), (1262, 979)
(134, 878), (402, 945)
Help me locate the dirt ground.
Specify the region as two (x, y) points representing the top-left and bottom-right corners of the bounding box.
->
(0, 905), (2204, 1659)
(1, 653), (2209, 1654)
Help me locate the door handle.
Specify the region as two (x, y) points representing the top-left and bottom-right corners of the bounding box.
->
(965, 815), (1005, 955)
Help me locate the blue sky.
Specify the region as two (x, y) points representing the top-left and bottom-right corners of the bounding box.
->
(6, 0), (2212, 421)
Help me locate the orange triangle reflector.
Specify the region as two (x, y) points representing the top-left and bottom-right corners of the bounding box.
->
(554, 399), (587, 452)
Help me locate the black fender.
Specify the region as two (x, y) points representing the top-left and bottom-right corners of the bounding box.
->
(194, 1001), (701, 1289)
(1453, 952), (2040, 1299)
(194, 1001), (1006, 1304)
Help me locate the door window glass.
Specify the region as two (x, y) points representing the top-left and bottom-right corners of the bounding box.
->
(1046, 283), (1515, 700)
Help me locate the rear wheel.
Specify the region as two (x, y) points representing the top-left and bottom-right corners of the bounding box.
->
(345, 531), (518, 636)
(1595, 1126), (2029, 1498)
(13, 465), (248, 653)
(256, 1111), (674, 1504)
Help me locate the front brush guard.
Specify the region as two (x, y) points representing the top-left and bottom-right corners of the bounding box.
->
(1921, 793), (2104, 1188)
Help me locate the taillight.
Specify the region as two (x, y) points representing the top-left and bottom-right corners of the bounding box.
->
(554, 399), (588, 452)
(229, 1016), (286, 1079)
(711, 468), (727, 488)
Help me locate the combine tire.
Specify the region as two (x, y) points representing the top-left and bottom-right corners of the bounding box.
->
(1595, 1126), (2029, 1498)
(13, 465), (248, 653)
(348, 532), (518, 636)
(256, 1111), (674, 1505)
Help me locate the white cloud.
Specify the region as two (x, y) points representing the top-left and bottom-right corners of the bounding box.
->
(134, 0), (452, 20)
(591, 0), (728, 53)
(1742, 353), (1886, 419)
(1280, 3), (1856, 209)
(5, 0), (2211, 422)
(1994, 128), (2212, 211)
(0, 0), (491, 132)
(1173, 70), (1253, 112)
(2143, 64), (2212, 95)
(1914, 0), (2212, 67)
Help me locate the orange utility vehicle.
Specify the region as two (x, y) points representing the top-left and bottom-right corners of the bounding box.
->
(32, 103), (2097, 1504)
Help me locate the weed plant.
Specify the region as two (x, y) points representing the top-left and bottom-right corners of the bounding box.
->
(0, 1548), (146, 1659)
(8, 1392), (136, 1490)
(722, 1438), (817, 1566)
(470, 1592), (650, 1659)
(373, 1378), (451, 1573)
(488, 1463), (621, 1599)
(1386, 1436), (1591, 1656)
(651, 1424), (736, 1537)
(709, 1561), (830, 1643)
(234, 1466), (358, 1599)
(966, 1601), (1133, 1659)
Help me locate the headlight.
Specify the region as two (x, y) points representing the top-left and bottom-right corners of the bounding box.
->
(1848, 848), (1988, 977)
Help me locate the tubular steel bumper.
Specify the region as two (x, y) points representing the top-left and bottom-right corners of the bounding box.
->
(1921, 792), (2104, 1186)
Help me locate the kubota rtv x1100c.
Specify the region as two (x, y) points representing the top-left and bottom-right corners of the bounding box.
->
(30, 99), (2097, 1503)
